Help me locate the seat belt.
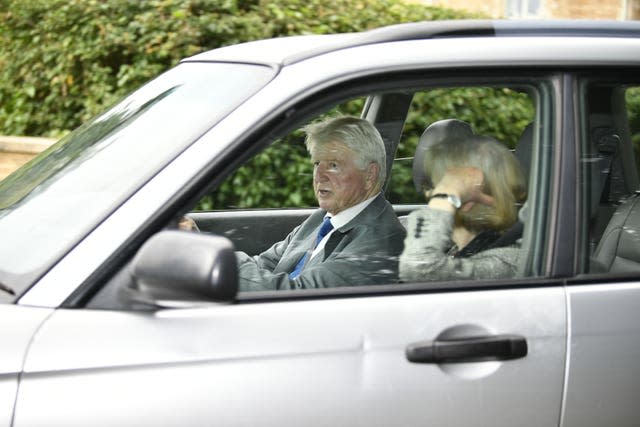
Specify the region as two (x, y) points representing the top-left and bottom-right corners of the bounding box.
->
(593, 127), (620, 204)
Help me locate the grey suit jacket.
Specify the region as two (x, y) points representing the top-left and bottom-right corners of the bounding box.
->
(399, 207), (520, 282)
(237, 194), (406, 291)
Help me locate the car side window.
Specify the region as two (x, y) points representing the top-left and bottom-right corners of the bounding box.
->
(387, 87), (535, 205)
(187, 98), (409, 291)
(388, 85), (548, 281)
(582, 80), (640, 274)
(87, 77), (554, 310)
(189, 99), (365, 257)
(182, 80), (550, 293)
(197, 99), (365, 211)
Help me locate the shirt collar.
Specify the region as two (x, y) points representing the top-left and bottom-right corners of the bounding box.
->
(327, 194), (378, 229)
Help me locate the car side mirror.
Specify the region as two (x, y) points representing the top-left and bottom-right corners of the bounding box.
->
(128, 230), (238, 306)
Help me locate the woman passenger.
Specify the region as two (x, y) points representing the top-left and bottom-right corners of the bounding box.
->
(399, 134), (527, 282)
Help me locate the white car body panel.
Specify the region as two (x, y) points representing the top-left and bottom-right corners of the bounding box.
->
(561, 282), (640, 427)
(0, 306), (53, 426)
(16, 288), (565, 426)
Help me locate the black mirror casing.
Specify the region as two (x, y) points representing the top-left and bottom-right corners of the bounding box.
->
(130, 231), (238, 304)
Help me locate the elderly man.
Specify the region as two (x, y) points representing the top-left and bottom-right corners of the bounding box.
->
(236, 116), (406, 291)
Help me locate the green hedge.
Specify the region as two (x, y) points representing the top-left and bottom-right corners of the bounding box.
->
(0, 0), (475, 137)
(0, 0), (489, 208)
(627, 87), (640, 164)
(10, 1), (635, 210)
(201, 88), (535, 210)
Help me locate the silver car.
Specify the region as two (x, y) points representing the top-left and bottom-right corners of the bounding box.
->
(2, 20), (640, 426)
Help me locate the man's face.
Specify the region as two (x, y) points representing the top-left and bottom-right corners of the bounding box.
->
(310, 140), (376, 215)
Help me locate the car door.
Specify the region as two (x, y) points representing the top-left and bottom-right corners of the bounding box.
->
(13, 286), (565, 427)
(560, 74), (640, 427)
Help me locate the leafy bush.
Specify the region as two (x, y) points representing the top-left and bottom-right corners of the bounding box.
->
(1, 0), (582, 209)
(202, 86), (535, 210)
(388, 87), (534, 204)
(0, 0), (474, 137)
(0, 0), (487, 208)
(626, 87), (640, 168)
(198, 98), (366, 210)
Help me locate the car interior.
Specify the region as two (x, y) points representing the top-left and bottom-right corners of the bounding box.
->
(185, 79), (640, 282)
(584, 80), (640, 274)
(186, 84), (539, 278)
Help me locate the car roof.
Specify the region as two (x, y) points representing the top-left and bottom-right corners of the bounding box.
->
(185, 19), (640, 66)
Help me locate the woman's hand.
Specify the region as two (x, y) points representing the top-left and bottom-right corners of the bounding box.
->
(428, 167), (495, 211)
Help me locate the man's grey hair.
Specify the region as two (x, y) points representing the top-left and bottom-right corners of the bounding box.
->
(303, 116), (387, 188)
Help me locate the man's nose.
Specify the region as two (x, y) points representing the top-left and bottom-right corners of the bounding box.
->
(314, 164), (329, 181)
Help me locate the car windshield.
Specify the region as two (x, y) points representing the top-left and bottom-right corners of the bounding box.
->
(0, 61), (275, 295)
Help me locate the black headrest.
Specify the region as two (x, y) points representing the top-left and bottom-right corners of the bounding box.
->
(412, 119), (474, 193)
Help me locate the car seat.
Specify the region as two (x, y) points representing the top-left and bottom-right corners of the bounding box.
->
(411, 119), (475, 193)
(397, 119), (474, 229)
(400, 118), (531, 274)
(591, 193), (640, 273)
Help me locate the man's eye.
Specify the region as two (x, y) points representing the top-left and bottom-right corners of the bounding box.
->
(313, 161), (320, 167)
(329, 162), (338, 169)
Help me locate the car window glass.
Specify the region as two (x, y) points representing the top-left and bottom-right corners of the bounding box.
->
(197, 98), (365, 211)
(184, 82), (548, 294)
(387, 87), (535, 205)
(583, 81), (640, 275)
(388, 85), (547, 282)
(197, 136), (315, 211)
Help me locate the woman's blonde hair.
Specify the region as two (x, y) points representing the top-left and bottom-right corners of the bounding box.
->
(423, 135), (527, 233)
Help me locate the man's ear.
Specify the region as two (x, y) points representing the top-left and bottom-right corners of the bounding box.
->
(366, 162), (380, 189)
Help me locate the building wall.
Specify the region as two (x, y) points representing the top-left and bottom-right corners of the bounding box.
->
(432, 0), (504, 18)
(0, 136), (55, 180)
(414, 0), (639, 19)
(626, 0), (640, 19)
(0, 152), (35, 180)
(547, 0), (626, 19)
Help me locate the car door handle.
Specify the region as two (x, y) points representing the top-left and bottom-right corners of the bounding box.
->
(406, 334), (527, 364)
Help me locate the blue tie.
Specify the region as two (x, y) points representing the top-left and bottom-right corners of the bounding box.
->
(289, 217), (334, 279)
